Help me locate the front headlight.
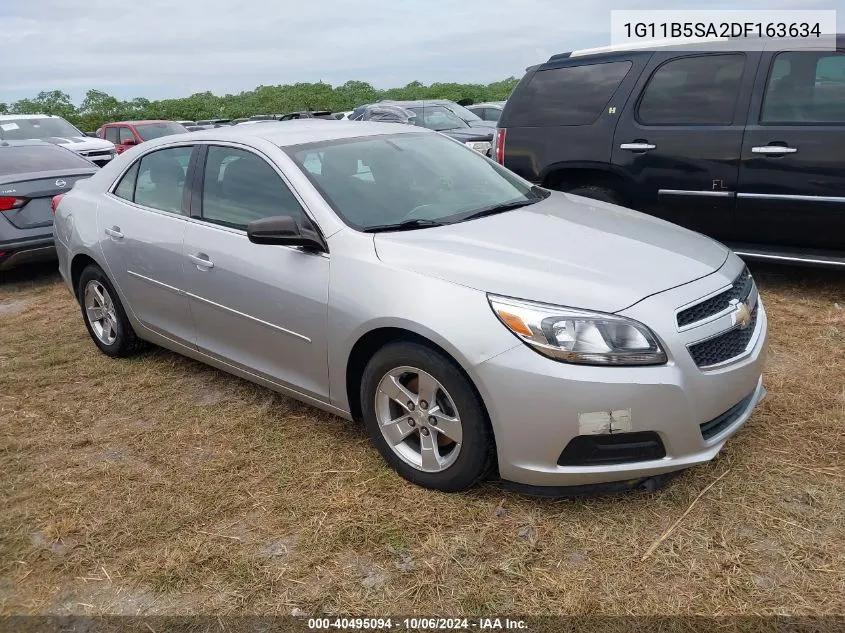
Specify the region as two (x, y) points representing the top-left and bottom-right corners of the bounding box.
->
(488, 295), (667, 366)
(465, 141), (492, 154)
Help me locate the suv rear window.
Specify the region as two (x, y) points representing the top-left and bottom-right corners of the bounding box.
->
(507, 61), (633, 126)
(0, 144), (94, 176)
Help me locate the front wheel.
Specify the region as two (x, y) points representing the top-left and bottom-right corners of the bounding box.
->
(78, 264), (145, 358)
(360, 342), (495, 492)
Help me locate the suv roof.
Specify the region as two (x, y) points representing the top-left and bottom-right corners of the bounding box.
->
(553, 34), (845, 63)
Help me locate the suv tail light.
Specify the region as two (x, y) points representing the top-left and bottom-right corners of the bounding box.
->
(0, 197), (27, 212)
(493, 128), (506, 165)
(51, 194), (66, 213)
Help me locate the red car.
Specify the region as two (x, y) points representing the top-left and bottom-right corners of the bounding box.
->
(96, 120), (188, 154)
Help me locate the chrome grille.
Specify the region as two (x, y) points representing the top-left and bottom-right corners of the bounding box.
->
(688, 304), (758, 368)
(677, 267), (753, 328)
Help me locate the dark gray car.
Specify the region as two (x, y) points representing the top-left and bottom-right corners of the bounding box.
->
(0, 140), (98, 271)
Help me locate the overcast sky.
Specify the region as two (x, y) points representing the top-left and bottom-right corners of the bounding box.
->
(2, 0), (842, 104)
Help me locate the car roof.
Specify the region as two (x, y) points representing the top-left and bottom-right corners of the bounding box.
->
(104, 120), (175, 125)
(380, 99), (456, 108)
(469, 102), (505, 108)
(0, 113), (66, 120)
(554, 34), (845, 62)
(161, 119), (429, 147)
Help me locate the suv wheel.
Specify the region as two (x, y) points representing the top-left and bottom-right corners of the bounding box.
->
(566, 185), (625, 206)
(78, 264), (145, 358)
(360, 342), (494, 492)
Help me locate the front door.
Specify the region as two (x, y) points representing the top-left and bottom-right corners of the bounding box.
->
(116, 126), (137, 154)
(181, 144), (330, 399)
(98, 145), (196, 346)
(736, 49), (845, 251)
(612, 51), (760, 242)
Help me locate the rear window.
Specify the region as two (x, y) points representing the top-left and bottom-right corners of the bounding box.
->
(0, 144), (94, 176)
(134, 122), (188, 140)
(507, 61), (633, 126)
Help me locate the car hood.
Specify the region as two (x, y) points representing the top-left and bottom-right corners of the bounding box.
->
(439, 128), (494, 142)
(373, 191), (729, 313)
(466, 120), (497, 128)
(42, 136), (115, 152)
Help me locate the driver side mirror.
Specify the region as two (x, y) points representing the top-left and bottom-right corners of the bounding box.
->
(122, 138), (137, 146)
(247, 215), (327, 253)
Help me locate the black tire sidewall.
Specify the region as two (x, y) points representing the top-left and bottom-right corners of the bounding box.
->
(77, 265), (137, 357)
(361, 342), (494, 492)
(567, 186), (624, 206)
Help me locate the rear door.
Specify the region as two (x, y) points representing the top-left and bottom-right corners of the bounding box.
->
(98, 144), (197, 346)
(736, 46), (845, 251)
(611, 51), (760, 242)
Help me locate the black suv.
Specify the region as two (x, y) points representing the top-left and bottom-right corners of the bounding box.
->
(496, 36), (845, 267)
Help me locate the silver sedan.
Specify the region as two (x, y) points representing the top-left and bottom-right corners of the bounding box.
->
(52, 121), (767, 494)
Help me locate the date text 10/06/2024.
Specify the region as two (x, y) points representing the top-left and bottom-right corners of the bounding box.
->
(307, 617), (528, 630)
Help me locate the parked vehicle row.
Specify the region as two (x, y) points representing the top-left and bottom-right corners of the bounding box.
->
(495, 36), (845, 268)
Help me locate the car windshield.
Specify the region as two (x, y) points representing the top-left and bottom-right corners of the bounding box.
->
(134, 122), (188, 140)
(407, 106), (469, 131)
(445, 102), (483, 122)
(0, 144), (94, 175)
(288, 132), (542, 231)
(0, 117), (84, 141)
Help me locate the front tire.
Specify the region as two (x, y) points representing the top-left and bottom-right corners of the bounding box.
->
(361, 342), (494, 492)
(77, 264), (144, 358)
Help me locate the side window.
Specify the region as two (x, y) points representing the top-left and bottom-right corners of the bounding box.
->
(113, 161), (140, 201)
(761, 51), (845, 124)
(486, 108), (502, 122)
(118, 127), (135, 143)
(133, 146), (193, 214)
(508, 61), (633, 126)
(201, 146), (305, 230)
(104, 126), (119, 143)
(638, 54), (746, 125)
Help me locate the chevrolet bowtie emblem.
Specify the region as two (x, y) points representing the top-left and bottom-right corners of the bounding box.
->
(730, 299), (753, 329)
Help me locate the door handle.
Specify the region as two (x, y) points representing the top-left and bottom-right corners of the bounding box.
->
(751, 145), (797, 155)
(620, 142), (656, 151)
(104, 226), (123, 239)
(188, 253), (214, 269)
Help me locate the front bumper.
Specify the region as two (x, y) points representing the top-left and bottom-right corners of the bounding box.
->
(473, 259), (768, 489)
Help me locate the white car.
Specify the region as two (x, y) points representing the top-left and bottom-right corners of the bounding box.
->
(0, 114), (116, 167)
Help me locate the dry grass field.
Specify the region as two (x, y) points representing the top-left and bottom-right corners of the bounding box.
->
(0, 262), (843, 616)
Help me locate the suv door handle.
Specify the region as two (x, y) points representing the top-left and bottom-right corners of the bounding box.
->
(104, 226), (123, 239)
(188, 253), (214, 269)
(620, 142), (656, 151)
(751, 145), (798, 155)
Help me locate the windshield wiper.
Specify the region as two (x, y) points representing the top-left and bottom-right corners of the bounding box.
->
(363, 218), (448, 233)
(456, 197), (542, 223)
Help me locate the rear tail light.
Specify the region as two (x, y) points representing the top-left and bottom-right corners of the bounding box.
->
(493, 128), (506, 165)
(0, 197), (27, 212)
(51, 194), (66, 213)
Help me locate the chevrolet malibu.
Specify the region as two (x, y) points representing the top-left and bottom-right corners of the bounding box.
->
(52, 121), (767, 494)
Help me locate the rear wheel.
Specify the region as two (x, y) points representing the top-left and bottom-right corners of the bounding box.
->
(78, 264), (144, 357)
(361, 342), (494, 492)
(565, 185), (626, 206)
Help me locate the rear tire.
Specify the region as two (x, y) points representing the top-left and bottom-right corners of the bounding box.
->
(77, 264), (145, 358)
(361, 342), (494, 492)
(566, 185), (626, 206)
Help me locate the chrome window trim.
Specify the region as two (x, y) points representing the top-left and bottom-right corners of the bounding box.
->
(659, 189), (735, 198)
(737, 192), (845, 203)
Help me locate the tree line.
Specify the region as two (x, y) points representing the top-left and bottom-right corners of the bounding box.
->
(0, 78), (519, 132)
